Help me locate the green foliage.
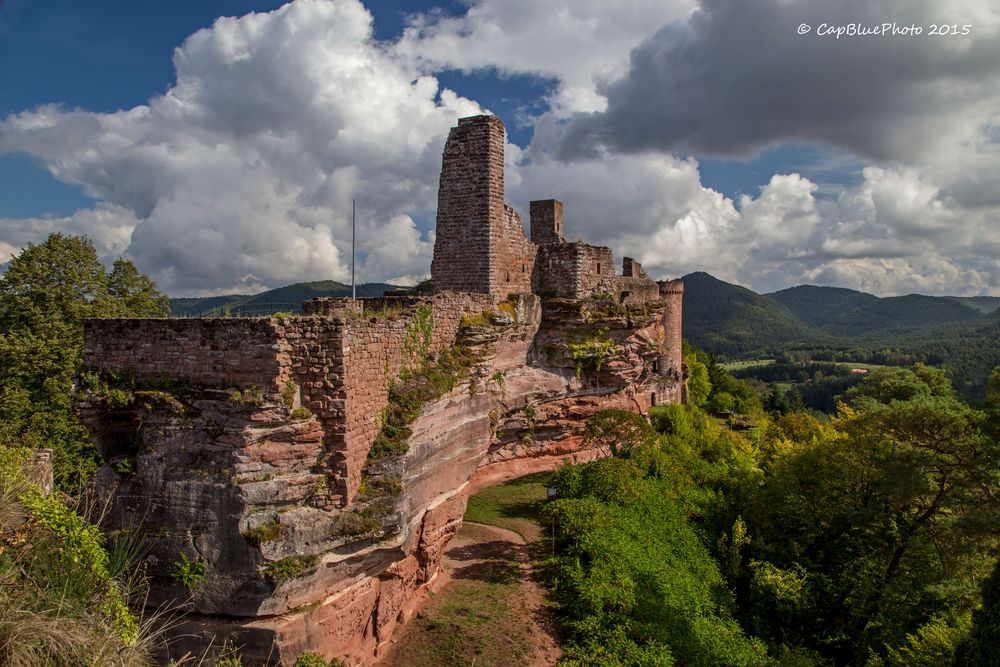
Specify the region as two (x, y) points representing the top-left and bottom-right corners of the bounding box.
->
(545, 451), (770, 666)
(0, 233), (169, 492)
(243, 519), (284, 546)
(171, 552), (205, 589)
(568, 327), (616, 379)
(262, 554), (319, 583)
(882, 611), (972, 667)
(582, 409), (655, 457)
(957, 558), (1000, 666)
(547, 364), (1000, 666)
(292, 651), (344, 667)
(0, 454), (143, 658)
(290, 405), (313, 420)
(459, 310), (494, 328)
(229, 385), (266, 405)
(281, 379), (298, 408)
(369, 345), (477, 462)
(685, 351), (712, 407)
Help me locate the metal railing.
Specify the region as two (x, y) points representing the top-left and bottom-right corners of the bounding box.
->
(173, 302), (303, 318)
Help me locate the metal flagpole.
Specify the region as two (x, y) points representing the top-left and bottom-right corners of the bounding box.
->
(352, 198), (356, 301)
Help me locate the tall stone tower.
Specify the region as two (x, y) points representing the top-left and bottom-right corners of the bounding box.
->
(431, 115), (535, 299)
(658, 279), (685, 384)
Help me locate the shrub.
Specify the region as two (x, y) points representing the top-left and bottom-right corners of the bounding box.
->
(171, 552), (205, 589)
(243, 519), (284, 546)
(262, 554), (319, 583)
(229, 386), (266, 405)
(281, 380), (298, 408)
(290, 405), (313, 420)
(568, 328), (616, 378)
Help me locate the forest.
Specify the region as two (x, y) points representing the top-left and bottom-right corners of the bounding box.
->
(545, 363), (1000, 665)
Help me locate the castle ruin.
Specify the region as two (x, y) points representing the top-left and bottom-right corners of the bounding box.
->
(77, 114), (685, 665)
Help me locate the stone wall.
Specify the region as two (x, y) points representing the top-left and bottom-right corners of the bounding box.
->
(617, 276), (661, 306)
(335, 292), (492, 503)
(530, 199), (565, 246)
(83, 318), (289, 389)
(430, 115), (505, 297)
(496, 204), (536, 297)
(534, 242), (617, 299)
(84, 292), (495, 507)
(621, 256), (647, 278)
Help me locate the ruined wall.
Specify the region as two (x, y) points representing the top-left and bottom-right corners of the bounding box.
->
(496, 204), (536, 296)
(83, 318), (290, 389)
(336, 292), (493, 503)
(617, 277), (661, 306)
(621, 256), (646, 279)
(530, 199), (565, 246)
(84, 292), (495, 508)
(534, 242), (617, 299)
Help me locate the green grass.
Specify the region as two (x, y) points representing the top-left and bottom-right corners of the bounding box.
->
(720, 358), (775, 371)
(463, 472), (551, 541)
(385, 523), (529, 667)
(384, 473), (560, 666)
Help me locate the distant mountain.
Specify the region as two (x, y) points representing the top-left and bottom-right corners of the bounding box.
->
(680, 272), (826, 357)
(770, 286), (983, 336)
(948, 296), (1000, 314)
(169, 280), (403, 316)
(685, 272), (999, 400)
(767, 285), (878, 328)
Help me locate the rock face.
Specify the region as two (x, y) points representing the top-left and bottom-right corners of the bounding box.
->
(76, 114), (686, 665)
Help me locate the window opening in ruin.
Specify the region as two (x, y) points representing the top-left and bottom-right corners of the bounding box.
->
(522, 264), (526, 273)
(651, 392), (657, 406)
(506, 270), (511, 282)
(597, 263), (602, 275)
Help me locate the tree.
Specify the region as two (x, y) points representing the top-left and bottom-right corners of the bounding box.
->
(0, 234), (169, 490)
(684, 351), (711, 407)
(957, 558), (1000, 666)
(746, 367), (1000, 662)
(583, 409), (655, 457)
(105, 258), (170, 317)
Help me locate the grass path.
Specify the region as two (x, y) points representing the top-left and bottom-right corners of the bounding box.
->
(380, 473), (560, 666)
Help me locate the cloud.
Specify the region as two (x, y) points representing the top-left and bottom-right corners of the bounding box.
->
(2, 0), (998, 298)
(395, 0), (695, 115)
(1, 0), (481, 294)
(546, 0), (1000, 164)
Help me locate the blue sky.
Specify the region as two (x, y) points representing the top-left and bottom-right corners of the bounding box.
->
(1, 0), (996, 296)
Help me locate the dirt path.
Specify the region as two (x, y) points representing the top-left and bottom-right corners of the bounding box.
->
(381, 520), (561, 666)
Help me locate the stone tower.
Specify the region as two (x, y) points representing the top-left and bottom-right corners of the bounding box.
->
(431, 115), (535, 299)
(530, 199), (565, 246)
(658, 279), (685, 382)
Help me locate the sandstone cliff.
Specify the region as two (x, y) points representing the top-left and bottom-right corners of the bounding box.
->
(77, 293), (681, 665)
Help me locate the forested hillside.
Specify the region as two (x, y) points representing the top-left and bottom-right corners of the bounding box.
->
(169, 280), (401, 316)
(680, 272), (826, 357)
(684, 272), (1000, 401)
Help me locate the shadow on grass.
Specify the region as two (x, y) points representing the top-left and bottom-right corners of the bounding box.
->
(445, 539), (522, 585)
